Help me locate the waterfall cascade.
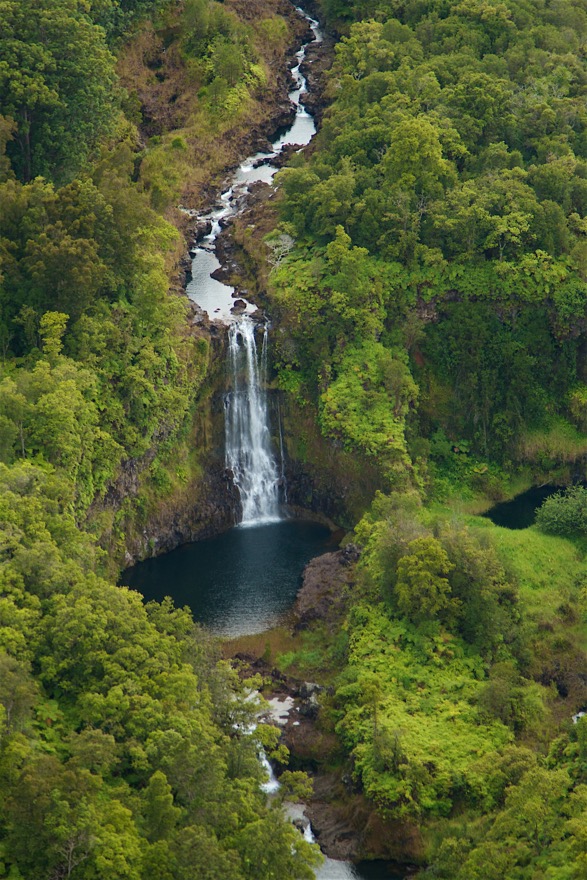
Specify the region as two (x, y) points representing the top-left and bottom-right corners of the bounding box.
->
(185, 8), (322, 322)
(183, 8), (322, 517)
(225, 318), (282, 525)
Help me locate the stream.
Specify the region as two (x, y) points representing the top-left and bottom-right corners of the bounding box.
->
(185, 6), (321, 322)
(125, 9), (408, 877)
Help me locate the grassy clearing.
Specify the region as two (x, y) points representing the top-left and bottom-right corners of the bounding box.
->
(222, 622), (350, 687)
(464, 515), (586, 618)
(493, 526), (585, 608)
(276, 625), (350, 682)
(222, 626), (302, 667)
(460, 516), (587, 690)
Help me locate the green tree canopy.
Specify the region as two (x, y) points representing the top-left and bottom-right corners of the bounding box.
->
(394, 535), (458, 623)
(0, 0), (117, 182)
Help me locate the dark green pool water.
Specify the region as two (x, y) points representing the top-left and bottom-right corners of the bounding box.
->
(483, 485), (560, 529)
(121, 520), (334, 637)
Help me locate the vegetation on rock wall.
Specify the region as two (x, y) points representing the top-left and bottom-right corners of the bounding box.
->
(258, 0), (587, 873)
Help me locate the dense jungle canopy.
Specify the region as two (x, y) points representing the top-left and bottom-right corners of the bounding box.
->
(0, 0), (586, 877)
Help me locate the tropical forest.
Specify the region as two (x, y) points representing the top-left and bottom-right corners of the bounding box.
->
(0, 0), (586, 877)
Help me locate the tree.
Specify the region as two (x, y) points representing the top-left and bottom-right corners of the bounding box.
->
(142, 770), (182, 843)
(382, 113), (455, 196)
(308, 158), (357, 240)
(90, 0), (167, 41)
(0, 377), (28, 459)
(172, 825), (243, 880)
(322, 225), (385, 338)
(0, 0), (117, 182)
(234, 815), (321, 880)
(320, 340), (417, 475)
(394, 536), (458, 624)
(3, 754), (102, 878)
(23, 223), (106, 318)
(535, 487), (587, 538)
(39, 311), (68, 361)
(0, 114), (15, 182)
(0, 652), (37, 736)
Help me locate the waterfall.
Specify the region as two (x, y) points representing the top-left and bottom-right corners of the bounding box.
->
(225, 317), (281, 525)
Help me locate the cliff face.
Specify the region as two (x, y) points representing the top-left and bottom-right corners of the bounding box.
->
(97, 2), (354, 570)
(107, 378), (379, 570)
(118, 397), (242, 565)
(86, 329), (238, 569)
(122, 462), (242, 565)
(276, 394), (385, 529)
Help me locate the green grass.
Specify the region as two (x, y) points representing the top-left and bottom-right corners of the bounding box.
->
(462, 515), (587, 641)
(426, 458), (534, 516)
(276, 626), (350, 682)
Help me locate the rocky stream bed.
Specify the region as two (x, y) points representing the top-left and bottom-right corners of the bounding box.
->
(232, 547), (423, 873)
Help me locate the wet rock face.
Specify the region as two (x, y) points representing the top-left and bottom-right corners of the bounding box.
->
(267, 102), (298, 141)
(282, 460), (355, 527)
(306, 778), (363, 862)
(299, 32), (335, 128)
(193, 219), (213, 243)
(122, 463), (242, 565)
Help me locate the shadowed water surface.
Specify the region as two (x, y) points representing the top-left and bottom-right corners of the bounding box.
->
(121, 520), (333, 637)
(483, 485), (561, 529)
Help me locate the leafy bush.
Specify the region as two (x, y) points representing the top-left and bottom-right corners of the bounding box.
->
(535, 486), (587, 538)
(320, 341), (417, 476)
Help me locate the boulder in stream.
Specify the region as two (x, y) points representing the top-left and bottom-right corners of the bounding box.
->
(193, 219), (213, 243)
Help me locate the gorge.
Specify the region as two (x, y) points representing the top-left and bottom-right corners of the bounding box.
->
(121, 10), (413, 876)
(2, 0), (587, 878)
(121, 15), (400, 874)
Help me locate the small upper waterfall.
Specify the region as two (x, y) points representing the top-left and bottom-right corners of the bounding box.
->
(185, 8), (322, 321)
(225, 318), (281, 525)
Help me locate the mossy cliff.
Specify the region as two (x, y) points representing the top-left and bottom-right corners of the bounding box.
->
(81, 0), (336, 568)
(98, 0), (352, 567)
(88, 326), (241, 569)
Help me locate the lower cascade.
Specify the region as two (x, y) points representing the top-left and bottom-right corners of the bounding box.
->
(225, 317), (282, 524)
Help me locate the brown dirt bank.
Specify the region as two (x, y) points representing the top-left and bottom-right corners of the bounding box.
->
(117, 0), (314, 221)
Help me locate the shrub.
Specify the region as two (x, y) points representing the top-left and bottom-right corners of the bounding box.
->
(535, 486), (587, 538)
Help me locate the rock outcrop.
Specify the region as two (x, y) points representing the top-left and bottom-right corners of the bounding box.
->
(292, 544), (360, 628)
(122, 465), (242, 566)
